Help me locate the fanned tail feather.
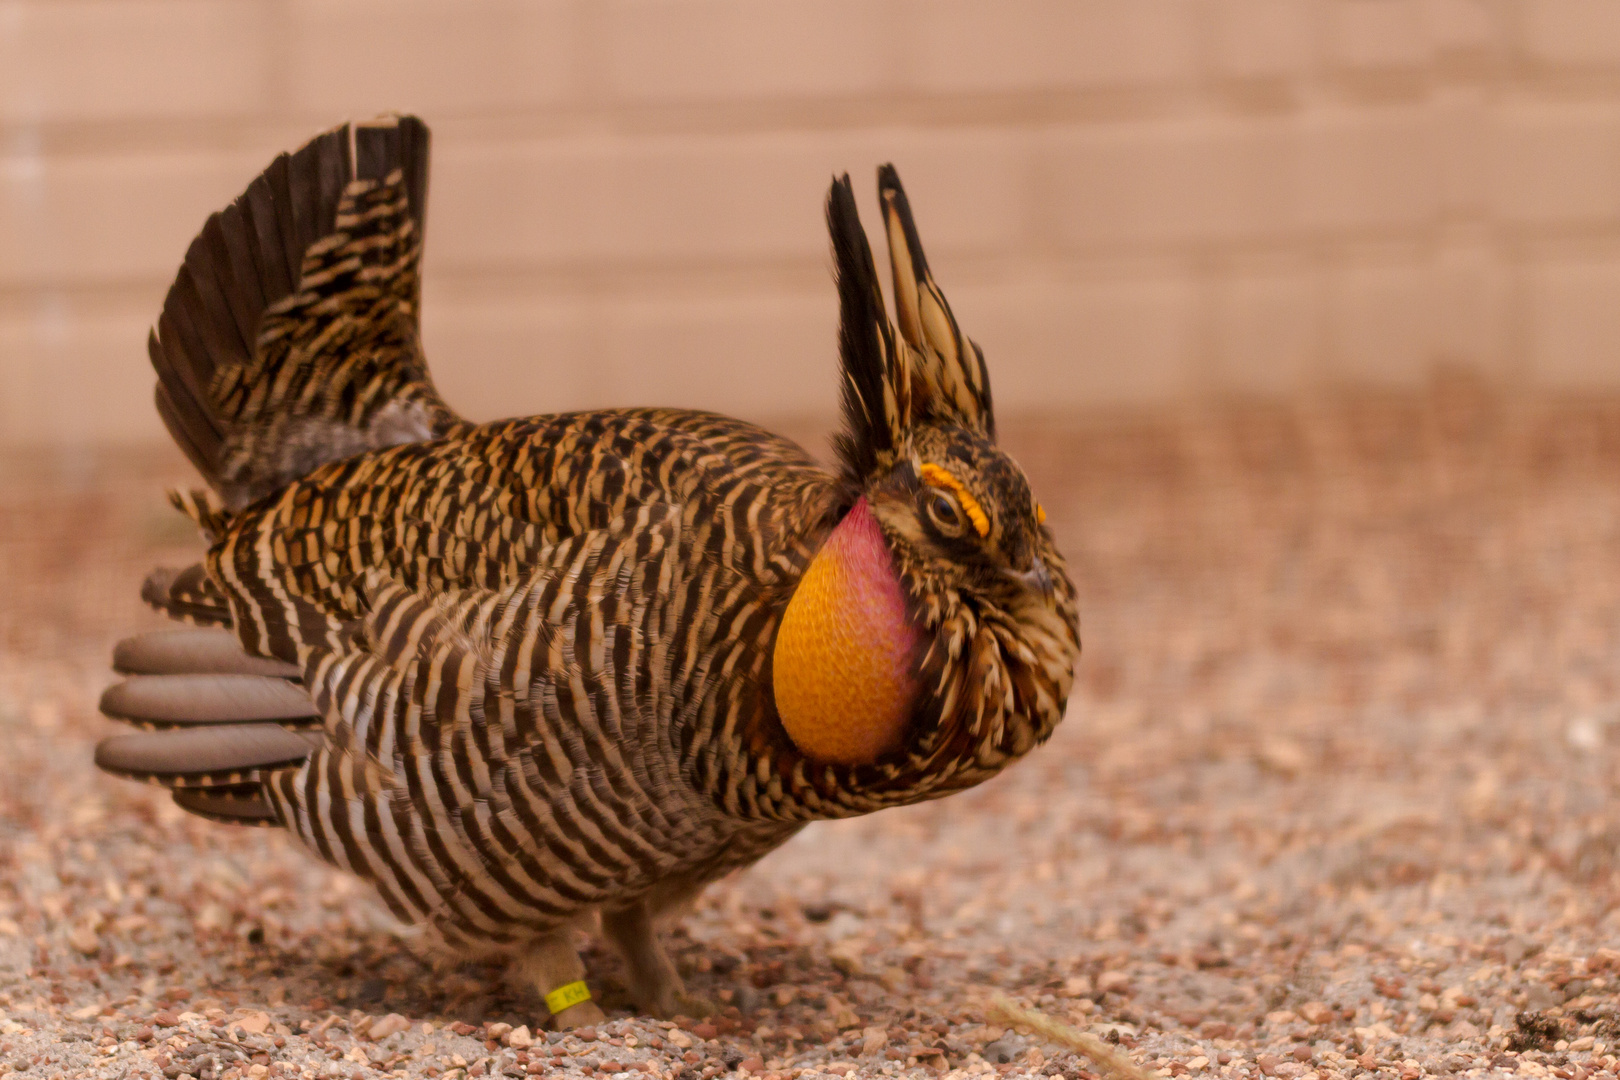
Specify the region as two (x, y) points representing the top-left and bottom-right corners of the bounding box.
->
(168, 488), (233, 543)
(113, 627), (298, 678)
(150, 113), (459, 511)
(97, 628), (322, 827)
(173, 786), (282, 826)
(141, 565), (233, 627)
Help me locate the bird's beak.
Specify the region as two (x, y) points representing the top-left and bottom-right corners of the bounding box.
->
(1009, 556), (1055, 601)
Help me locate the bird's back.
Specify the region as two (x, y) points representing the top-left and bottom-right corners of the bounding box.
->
(212, 407), (832, 661)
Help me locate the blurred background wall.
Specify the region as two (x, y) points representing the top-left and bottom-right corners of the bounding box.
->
(2, 0), (1620, 449)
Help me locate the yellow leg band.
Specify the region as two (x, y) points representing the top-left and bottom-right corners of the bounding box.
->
(545, 980), (592, 1014)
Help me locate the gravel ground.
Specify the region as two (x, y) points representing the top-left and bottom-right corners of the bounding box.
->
(4, 381), (1620, 1080)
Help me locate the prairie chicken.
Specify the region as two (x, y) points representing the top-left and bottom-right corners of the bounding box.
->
(95, 115), (1080, 1025)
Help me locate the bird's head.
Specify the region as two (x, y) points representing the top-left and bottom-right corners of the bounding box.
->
(770, 167), (1080, 807)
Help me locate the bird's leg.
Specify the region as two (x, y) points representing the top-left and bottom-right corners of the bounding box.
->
(600, 901), (710, 1019)
(514, 934), (607, 1030)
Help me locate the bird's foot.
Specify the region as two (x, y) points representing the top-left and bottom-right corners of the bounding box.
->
(600, 902), (703, 1021)
(550, 998), (607, 1030)
(514, 936), (605, 1031)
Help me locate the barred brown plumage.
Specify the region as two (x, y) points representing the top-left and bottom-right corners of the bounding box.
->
(95, 114), (1080, 1024)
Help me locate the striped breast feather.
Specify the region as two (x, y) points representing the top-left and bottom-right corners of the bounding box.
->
(265, 505), (737, 946)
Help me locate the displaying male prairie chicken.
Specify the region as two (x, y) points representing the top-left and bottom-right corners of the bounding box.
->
(94, 115), (1080, 1026)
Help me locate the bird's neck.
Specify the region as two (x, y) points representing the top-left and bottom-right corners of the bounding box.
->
(771, 497), (923, 764)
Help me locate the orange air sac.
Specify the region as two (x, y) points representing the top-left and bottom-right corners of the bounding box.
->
(772, 497), (922, 764)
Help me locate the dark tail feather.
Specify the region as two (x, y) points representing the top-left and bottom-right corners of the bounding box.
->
(173, 786), (281, 827)
(97, 630), (323, 828)
(100, 674), (318, 729)
(94, 724), (317, 788)
(113, 628), (298, 678)
(141, 565), (232, 627)
(151, 114), (458, 510)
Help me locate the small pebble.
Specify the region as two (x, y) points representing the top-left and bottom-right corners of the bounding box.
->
(982, 1035), (1026, 1064)
(67, 926), (99, 956)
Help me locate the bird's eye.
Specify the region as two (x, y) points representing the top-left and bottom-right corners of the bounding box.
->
(924, 490), (965, 534)
(916, 462), (991, 539)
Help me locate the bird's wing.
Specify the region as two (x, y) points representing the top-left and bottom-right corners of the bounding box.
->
(261, 503), (716, 943)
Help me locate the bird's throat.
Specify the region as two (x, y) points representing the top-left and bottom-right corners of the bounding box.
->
(772, 498), (922, 764)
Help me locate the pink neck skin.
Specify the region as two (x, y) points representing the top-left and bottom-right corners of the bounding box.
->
(825, 497), (923, 690)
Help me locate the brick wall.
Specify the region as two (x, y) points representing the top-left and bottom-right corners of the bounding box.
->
(3, 0), (1620, 447)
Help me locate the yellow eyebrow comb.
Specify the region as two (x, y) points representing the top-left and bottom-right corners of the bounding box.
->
(918, 463), (989, 538)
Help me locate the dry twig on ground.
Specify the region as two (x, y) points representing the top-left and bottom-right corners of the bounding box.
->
(987, 992), (1155, 1080)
